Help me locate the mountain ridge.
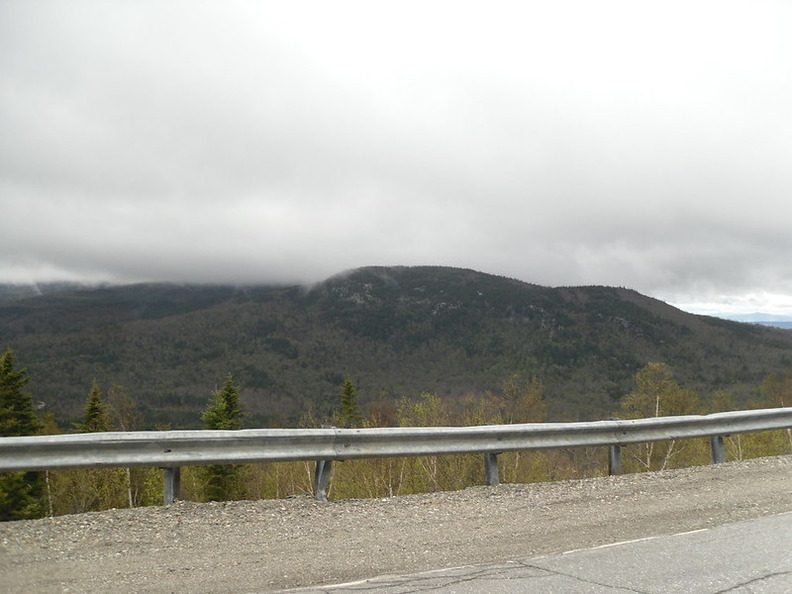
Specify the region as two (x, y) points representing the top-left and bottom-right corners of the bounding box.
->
(2, 266), (791, 427)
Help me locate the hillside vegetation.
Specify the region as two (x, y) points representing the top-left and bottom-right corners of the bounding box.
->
(2, 266), (792, 427)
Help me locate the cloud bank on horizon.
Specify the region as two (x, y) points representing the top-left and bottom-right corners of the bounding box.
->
(2, 1), (792, 314)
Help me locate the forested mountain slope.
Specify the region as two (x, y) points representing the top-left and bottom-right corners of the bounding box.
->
(2, 266), (791, 427)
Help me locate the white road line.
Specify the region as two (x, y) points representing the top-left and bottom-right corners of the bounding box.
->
(562, 536), (657, 555)
(562, 526), (711, 555)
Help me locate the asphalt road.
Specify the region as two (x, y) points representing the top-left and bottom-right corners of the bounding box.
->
(293, 512), (792, 593)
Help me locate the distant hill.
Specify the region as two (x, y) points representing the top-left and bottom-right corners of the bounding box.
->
(714, 313), (792, 330)
(753, 321), (792, 330)
(2, 266), (792, 428)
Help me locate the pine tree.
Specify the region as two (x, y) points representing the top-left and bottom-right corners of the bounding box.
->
(201, 374), (244, 501)
(78, 381), (111, 433)
(0, 349), (41, 437)
(0, 349), (45, 520)
(202, 373), (243, 430)
(337, 377), (363, 428)
(54, 381), (127, 513)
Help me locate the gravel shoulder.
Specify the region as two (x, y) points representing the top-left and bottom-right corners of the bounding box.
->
(2, 456), (791, 594)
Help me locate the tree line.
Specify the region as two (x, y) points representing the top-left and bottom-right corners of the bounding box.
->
(2, 347), (791, 520)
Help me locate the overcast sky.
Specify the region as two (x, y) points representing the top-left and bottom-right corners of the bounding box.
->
(2, 1), (791, 315)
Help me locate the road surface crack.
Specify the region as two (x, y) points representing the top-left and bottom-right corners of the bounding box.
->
(713, 570), (792, 593)
(308, 564), (549, 592)
(524, 562), (653, 594)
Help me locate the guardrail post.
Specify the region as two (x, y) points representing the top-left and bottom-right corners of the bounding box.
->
(314, 460), (332, 502)
(162, 467), (181, 505)
(608, 445), (621, 475)
(484, 452), (499, 486)
(710, 435), (725, 464)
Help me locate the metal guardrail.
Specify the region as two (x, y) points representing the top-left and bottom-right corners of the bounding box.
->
(2, 408), (791, 503)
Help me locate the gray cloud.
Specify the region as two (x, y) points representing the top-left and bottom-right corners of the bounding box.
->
(2, 1), (792, 313)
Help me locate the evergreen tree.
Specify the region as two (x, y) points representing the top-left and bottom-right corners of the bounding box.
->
(0, 349), (41, 437)
(337, 377), (363, 428)
(78, 381), (111, 433)
(0, 349), (45, 520)
(55, 381), (127, 513)
(201, 374), (244, 501)
(202, 373), (243, 430)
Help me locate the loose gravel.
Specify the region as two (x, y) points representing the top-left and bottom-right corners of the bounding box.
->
(1, 456), (791, 593)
